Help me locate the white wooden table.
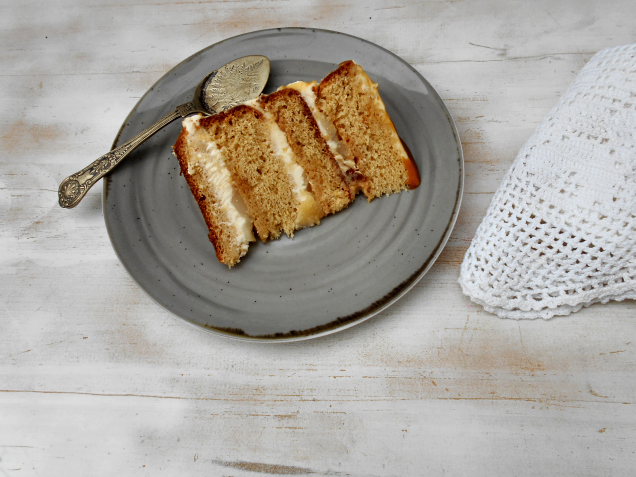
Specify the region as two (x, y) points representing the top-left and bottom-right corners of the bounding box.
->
(2, 1), (635, 475)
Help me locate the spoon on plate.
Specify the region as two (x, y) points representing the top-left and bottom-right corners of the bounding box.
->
(58, 55), (271, 208)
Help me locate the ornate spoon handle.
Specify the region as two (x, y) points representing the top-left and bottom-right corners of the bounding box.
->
(58, 102), (199, 208)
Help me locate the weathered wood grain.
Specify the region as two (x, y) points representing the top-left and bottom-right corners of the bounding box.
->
(1, 0), (635, 476)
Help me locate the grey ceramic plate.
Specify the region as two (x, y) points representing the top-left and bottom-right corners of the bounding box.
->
(104, 28), (463, 342)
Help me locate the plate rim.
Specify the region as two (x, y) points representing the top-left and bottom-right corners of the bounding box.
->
(103, 27), (465, 343)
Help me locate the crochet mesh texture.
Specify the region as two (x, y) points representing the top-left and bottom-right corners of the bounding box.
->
(459, 44), (636, 319)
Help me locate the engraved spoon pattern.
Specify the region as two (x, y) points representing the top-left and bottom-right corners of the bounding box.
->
(58, 55), (270, 208)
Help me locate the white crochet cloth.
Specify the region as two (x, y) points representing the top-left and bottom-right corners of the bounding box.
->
(459, 44), (636, 319)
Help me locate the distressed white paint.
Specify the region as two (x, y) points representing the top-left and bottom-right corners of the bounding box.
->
(1, 0), (635, 476)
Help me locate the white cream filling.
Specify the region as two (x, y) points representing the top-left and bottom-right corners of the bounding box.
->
(285, 81), (357, 174)
(183, 113), (203, 135)
(183, 115), (255, 251)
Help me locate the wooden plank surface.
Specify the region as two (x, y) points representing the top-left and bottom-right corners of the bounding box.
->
(1, 0), (635, 475)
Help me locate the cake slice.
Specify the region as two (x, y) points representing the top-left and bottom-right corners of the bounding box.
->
(174, 61), (421, 268)
(315, 60), (420, 200)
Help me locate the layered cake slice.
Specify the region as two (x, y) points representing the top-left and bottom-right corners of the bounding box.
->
(173, 61), (421, 267)
(316, 60), (420, 200)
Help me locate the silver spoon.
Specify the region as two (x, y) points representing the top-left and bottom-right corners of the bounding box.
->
(58, 55), (271, 208)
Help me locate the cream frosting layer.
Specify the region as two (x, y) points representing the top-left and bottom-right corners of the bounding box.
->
(182, 114), (255, 252)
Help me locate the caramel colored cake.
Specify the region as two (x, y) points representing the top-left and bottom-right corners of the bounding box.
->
(173, 61), (420, 267)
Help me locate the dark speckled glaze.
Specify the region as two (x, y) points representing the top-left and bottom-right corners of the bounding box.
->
(103, 28), (464, 342)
